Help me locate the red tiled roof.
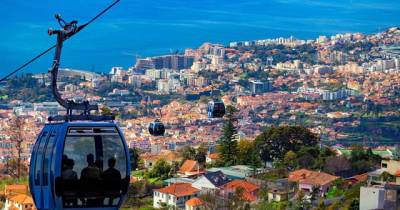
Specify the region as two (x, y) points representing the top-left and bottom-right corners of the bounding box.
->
(222, 180), (259, 193)
(156, 183), (199, 197)
(301, 173), (338, 186)
(395, 170), (400, 177)
(9, 194), (34, 204)
(242, 192), (257, 202)
(5, 184), (28, 196)
(350, 173), (368, 182)
(288, 169), (314, 182)
(221, 180), (260, 202)
(186, 197), (203, 206)
(179, 160), (199, 173)
(289, 169), (338, 186)
(208, 153), (219, 159)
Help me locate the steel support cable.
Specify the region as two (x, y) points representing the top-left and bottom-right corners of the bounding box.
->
(0, 0), (121, 83)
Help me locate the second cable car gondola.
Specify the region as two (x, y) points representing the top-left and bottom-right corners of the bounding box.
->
(207, 100), (226, 118)
(148, 119), (165, 136)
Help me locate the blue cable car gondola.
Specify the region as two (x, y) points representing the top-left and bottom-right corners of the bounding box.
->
(29, 122), (130, 210)
(27, 6), (131, 210)
(148, 120), (165, 136)
(207, 100), (226, 118)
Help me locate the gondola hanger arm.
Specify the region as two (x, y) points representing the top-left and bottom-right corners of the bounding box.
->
(0, 0), (121, 83)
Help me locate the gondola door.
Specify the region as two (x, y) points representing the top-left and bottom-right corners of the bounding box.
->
(42, 126), (59, 209)
(30, 125), (52, 210)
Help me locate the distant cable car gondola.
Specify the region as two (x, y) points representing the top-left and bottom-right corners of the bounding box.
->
(207, 100), (226, 118)
(148, 119), (165, 136)
(148, 108), (165, 136)
(26, 2), (131, 209)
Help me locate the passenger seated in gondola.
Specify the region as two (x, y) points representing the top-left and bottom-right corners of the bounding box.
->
(80, 154), (102, 206)
(62, 158), (78, 180)
(62, 158), (78, 207)
(102, 157), (121, 206)
(62, 155), (69, 171)
(81, 153), (101, 180)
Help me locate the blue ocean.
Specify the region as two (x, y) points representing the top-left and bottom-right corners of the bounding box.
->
(0, 0), (399, 76)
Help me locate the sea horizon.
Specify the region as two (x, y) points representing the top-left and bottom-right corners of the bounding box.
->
(1, 0), (399, 77)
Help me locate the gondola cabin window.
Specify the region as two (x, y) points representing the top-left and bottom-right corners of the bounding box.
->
(61, 127), (127, 208)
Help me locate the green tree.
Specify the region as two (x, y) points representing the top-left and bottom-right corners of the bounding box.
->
(129, 148), (140, 171)
(180, 144), (208, 165)
(347, 199), (359, 210)
(8, 116), (25, 178)
(255, 126), (319, 163)
(349, 146), (381, 174)
(237, 140), (258, 165)
(283, 150), (298, 170)
(195, 143), (208, 165)
(218, 105), (238, 166)
(327, 200), (341, 210)
(315, 200), (326, 210)
(294, 190), (311, 210)
(200, 191), (222, 210)
(381, 171), (395, 182)
(5, 158), (28, 178)
(149, 159), (171, 180)
(227, 187), (251, 210)
(180, 146), (196, 161)
(324, 156), (351, 175)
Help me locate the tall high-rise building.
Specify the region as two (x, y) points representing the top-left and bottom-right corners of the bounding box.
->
(147, 55), (194, 70)
(250, 79), (273, 95)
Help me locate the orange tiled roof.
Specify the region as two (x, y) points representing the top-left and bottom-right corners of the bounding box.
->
(301, 172), (338, 186)
(289, 169), (314, 182)
(179, 160), (199, 173)
(5, 184), (28, 196)
(222, 180), (259, 193)
(221, 180), (260, 202)
(5, 184), (27, 191)
(351, 173), (368, 182)
(289, 169), (338, 186)
(242, 192), (257, 202)
(9, 194), (34, 204)
(208, 153), (219, 159)
(156, 183), (199, 197)
(395, 170), (400, 177)
(186, 197), (204, 206)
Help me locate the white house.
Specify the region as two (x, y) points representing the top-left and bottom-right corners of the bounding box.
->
(360, 186), (385, 210)
(153, 183), (200, 209)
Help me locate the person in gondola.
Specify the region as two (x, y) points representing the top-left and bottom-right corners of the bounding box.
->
(62, 158), (78, 180)
(81, 154), (101, 180)
(102, 157), (121, 206)
(80, 154), (102, 206)
(62, 158), (78, 207)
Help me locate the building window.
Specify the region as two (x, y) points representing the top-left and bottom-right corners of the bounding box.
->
(382, 163), (388, 168)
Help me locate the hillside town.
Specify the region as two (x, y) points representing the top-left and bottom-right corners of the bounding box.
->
(1, 27), (400, 210)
